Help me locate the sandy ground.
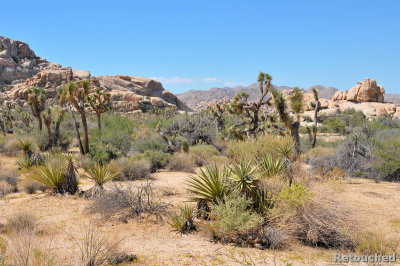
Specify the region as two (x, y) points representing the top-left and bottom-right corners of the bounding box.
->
(1, 156), (400, 265)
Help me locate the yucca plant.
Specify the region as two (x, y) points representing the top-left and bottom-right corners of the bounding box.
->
(228, 161), (259, 196)
(186, 165), (231, 203)
(17, 155), (34, 170)
(84, 163), (119, 196)
(17, 139), (33, 157)
(276, 142), (295, 186)
(257, 154), (286, 178)
(30, 160), (67, 193)
(168, 205), (196, 234)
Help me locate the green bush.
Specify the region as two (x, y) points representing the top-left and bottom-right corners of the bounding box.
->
(323, 117), (346, 134)
(373, 135), (400, 178)
(168, 205), (196, 234)
(190, 144), (220, 165)
(140, 150), (170, 172)
(210, 195), (264, 239)
(181, 139), (189, 153)
(133, 135), (168, 153)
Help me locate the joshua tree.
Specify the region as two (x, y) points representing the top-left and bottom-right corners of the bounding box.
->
(27, 87), (46, 131)
(306, 88), (320, 148)
(88, 88), (112, 136)
(41, 107), (53, 148)
(226, 72), (273, 139)
(2, 101), (15, 130)
(271, 87), (304, 155)
(209, 102), (226, 133)
(51, 106), (66, 147)
(21, 112), (32, 129)
(60, 80), (90, 154)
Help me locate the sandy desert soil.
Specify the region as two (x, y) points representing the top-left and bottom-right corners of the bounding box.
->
(1, 155), (400, 265)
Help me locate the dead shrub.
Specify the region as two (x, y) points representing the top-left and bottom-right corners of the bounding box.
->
(0, 181), (13, 198)
(167, 153), (196, 173)
(7, 212), (37, 232)
(86, 183), (170, 222)
(283, 200), (353, 249)
(21, 179), (48, 194)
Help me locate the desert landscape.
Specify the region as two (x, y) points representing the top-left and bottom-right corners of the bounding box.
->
(1, 1), (400, 265)
(0, 34), (400, 265)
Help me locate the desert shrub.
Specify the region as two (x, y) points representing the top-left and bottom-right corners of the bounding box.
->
(0, 169), (18, 191)
(227, 161), (259, 196)
(190, 144), (220, 166)
(33, 129), (51, 151)
(21, 179), (48, 194)
(168, 205), (196, 234)
(76, 155), (93, 169)
(17, 139), (33, 155)
(181, 139), (189, 153)
(209, 195), (264, 240)
(86, 183), (169, 222)
(72, 223), (123, 266)
(0, 181), (13, 198)
(162, 113), (217, 145)
(132, 135), (168, 153)
(89, 114), (134, 161)
(167, 153), (195, 173)
(186, 165), (232, 203)
(355, 232), (400, 254)
(227, 135), (293, 163)
(284, 200), (353, 249)
(373, 135), (400, 179)
(111, 157), (150, 181)
(322, 117), (346, 134)
(0, 135), (19, 156)
(7, 212), (37, 232)
(140, 150), (170, 172)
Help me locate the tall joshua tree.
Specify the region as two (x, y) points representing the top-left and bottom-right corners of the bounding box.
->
(226, 72), (273, 139)
(27, 87), (46, 131)
(51, 106), (66, 147)
(88, 88), (112, 136)
(306, 88), (320, 148)
(60, 80), (90, 154)
(271, 87), (304, 155)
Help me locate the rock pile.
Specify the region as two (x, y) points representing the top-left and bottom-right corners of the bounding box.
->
(332, 78), (385, 102)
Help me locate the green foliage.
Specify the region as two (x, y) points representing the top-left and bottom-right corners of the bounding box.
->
(272, 182), (313, 217)
(186, 165), (231, 203)
(84, 162), (119, 187)
(110, 157), (150, 181)
(17, 139), (33, 154)
(227, 161), (259, 195)
(289, 87), (304, 116)
(271, 89), (290, 124)
(210, 195), (264, 238)
(89, 114), (135, 162)
(30, 158), (67, 193)
(167, 153), (195, 173)
(323, 117), (346, 134)
(373, 135), (400, 177)
(133, 136), (168, 153)
(17, 155), (34, 170)
(190, 144), (221, 166)
(257, 154), (286, 178)
(139, 150), (170, 172)
(181, 139), (189, 153)
(168, 205), (196, 234)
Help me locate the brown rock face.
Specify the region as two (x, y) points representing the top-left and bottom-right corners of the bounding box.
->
(333, 79), (384, 102)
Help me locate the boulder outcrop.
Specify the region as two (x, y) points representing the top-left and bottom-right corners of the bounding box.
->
(0, 36), (189, 113)
(332, 78), (384, 102)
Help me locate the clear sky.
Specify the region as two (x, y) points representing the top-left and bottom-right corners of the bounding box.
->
(2, 0), (399, 94)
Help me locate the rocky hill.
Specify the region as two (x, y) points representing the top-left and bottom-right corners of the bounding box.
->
(0, 36), (189, 113)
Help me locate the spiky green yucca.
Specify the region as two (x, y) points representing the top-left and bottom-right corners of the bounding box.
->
(186, 165), (231, 203)
(258, 154), (286, 178)
(85, 163), (119, 187)
(228, 161), (259, 195)
(168, 205), (195, 234)
(17, 155), (34, 170)
(30, 160), (66, 192)
(17, 139), (33, 154)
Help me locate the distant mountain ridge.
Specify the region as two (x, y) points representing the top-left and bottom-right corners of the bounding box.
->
(178, 83), (400, 110)
(178, 83), (338, 110)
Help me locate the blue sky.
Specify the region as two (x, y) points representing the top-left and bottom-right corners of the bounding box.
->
(2, 0), (399, 94)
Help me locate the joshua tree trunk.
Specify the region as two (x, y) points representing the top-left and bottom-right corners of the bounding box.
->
(45, 125), (52, 148)
(290, 121), (301, 156)
(81, 112), (89, 154)
(54, 120), (61, 146)
(68, 108), (84, 155)
(96, 112), (102, 137)
(38, 115), (43, 131)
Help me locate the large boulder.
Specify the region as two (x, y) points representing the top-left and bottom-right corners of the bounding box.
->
(333, 78), (384, 102)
